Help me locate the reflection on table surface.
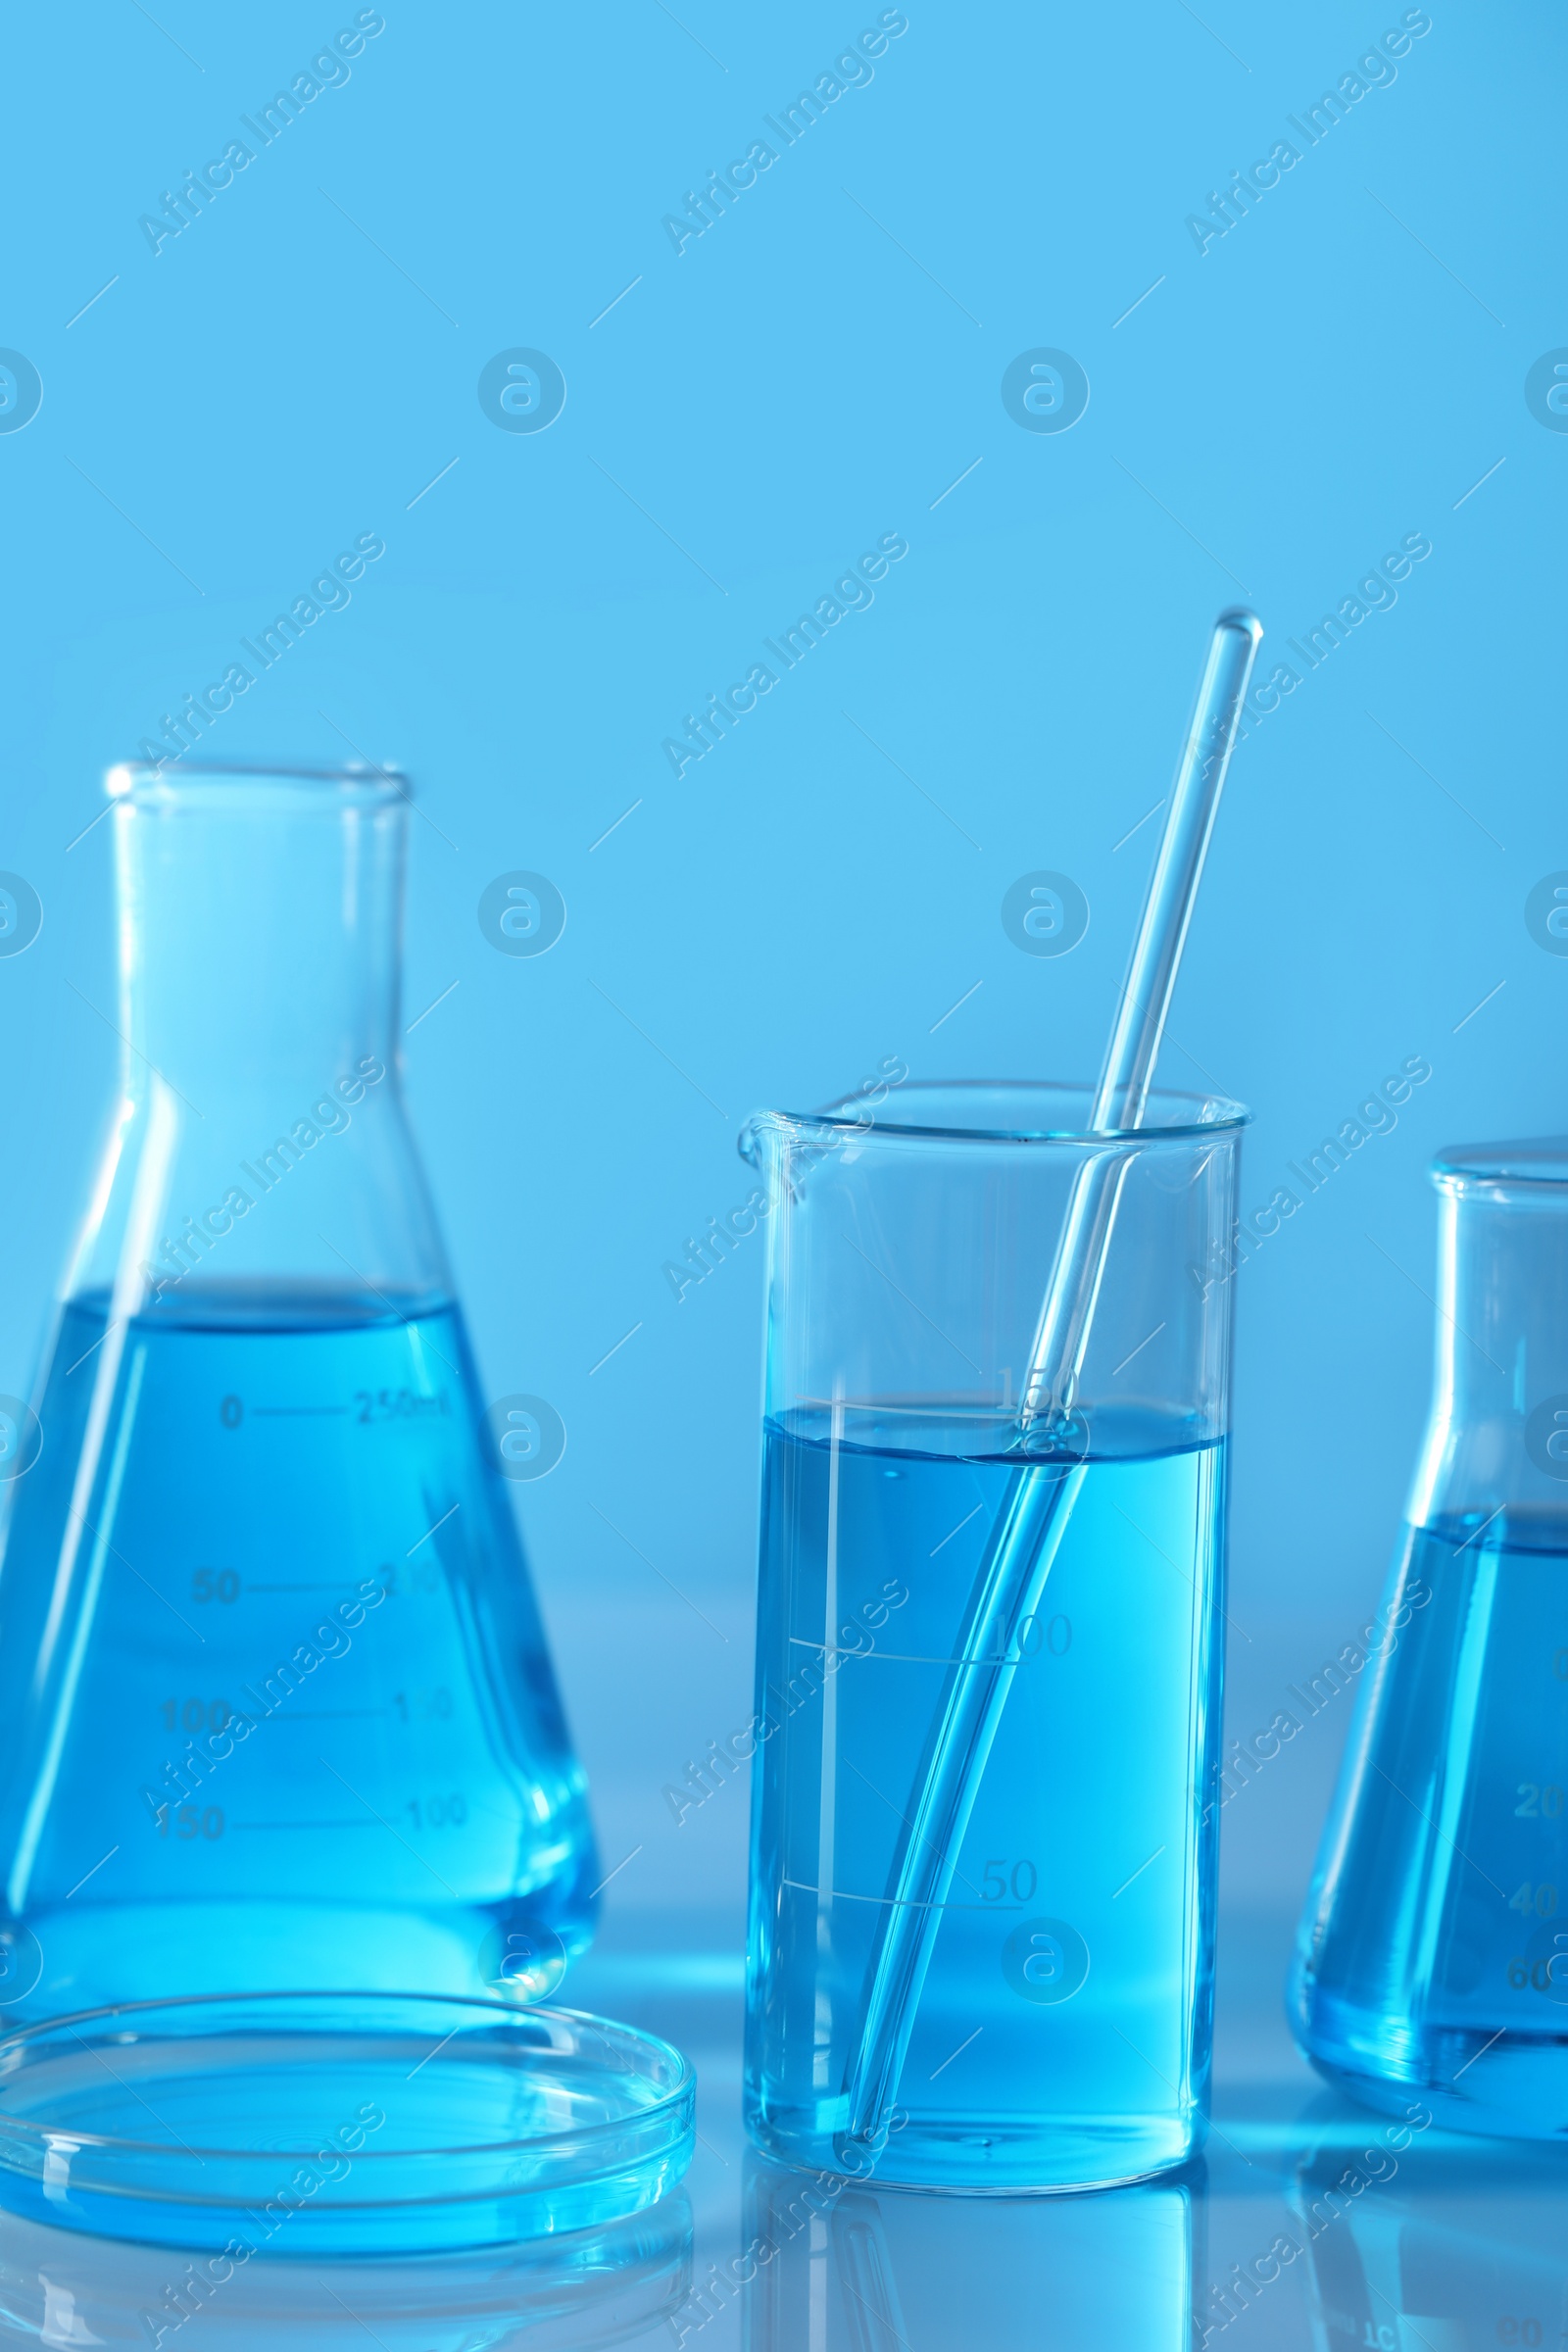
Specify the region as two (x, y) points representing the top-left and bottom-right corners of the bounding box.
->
(730, 2127), (1568, 2352)
(739, 2155), (1195, 2350)
(0, 2195), (693, 2347)
(1284, 2127), (1568, 2352)
(0, 1921), (1563, 2349)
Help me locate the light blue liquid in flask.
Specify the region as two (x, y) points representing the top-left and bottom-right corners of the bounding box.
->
(1293, 1139), (1568, 2137)
(0, 760), (598, 2019)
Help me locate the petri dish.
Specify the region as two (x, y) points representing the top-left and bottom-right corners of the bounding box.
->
(0, 1991), (695, 2254)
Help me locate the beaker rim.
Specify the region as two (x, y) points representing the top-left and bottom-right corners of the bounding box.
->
(748, 1078), (1250, 1151)
(1432, 1136), (1568, 1193)
(105, 757), (410, 806)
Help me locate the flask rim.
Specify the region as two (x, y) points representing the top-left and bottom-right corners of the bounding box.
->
(105, 757), (410, 807)
(1431, 1137), (1568, 1196)
(744, 1077), (1250, 1155)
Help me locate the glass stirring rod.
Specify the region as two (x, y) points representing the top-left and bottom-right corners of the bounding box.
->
(838, 608), (1262, 2164)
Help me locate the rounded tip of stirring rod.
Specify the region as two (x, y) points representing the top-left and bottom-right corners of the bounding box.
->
(1212, 606), (1263, 649)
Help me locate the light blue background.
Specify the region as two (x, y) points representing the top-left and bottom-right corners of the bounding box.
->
(0, 0), (1557, 1949)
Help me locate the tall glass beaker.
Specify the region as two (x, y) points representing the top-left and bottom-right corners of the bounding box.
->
(741, 1079), (1246, 2190)
(1293, 1138), (1568, 2137)
(0, 760), (597, 2018)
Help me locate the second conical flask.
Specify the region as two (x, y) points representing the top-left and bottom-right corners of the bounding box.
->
(1292, 1137), (1568, 2136)
(0, 760), (598, 2017)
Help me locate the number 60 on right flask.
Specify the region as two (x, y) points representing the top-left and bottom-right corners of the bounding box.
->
(1293, 1138), (1568, 2135)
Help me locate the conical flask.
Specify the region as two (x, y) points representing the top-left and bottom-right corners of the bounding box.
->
(1292, 1137), (1568, 2136)
(0, 760), (598, 2018)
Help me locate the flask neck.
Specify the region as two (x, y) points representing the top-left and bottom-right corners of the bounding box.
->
(1412, 1180), (1568, 1529)
(116, 786), (402, 1101)
(69, 768), (448, 1316)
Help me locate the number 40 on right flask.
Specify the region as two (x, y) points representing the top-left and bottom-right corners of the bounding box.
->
(1291, 1138), (1568, 2135)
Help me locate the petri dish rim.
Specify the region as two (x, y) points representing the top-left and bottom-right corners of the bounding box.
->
(0, 1991), (694, 2165)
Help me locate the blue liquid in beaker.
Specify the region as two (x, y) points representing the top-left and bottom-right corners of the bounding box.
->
(1293, 1510), (1568, 2133)
(746, 1407), (1224, 2188)
(0, 1287), (598, 2016)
